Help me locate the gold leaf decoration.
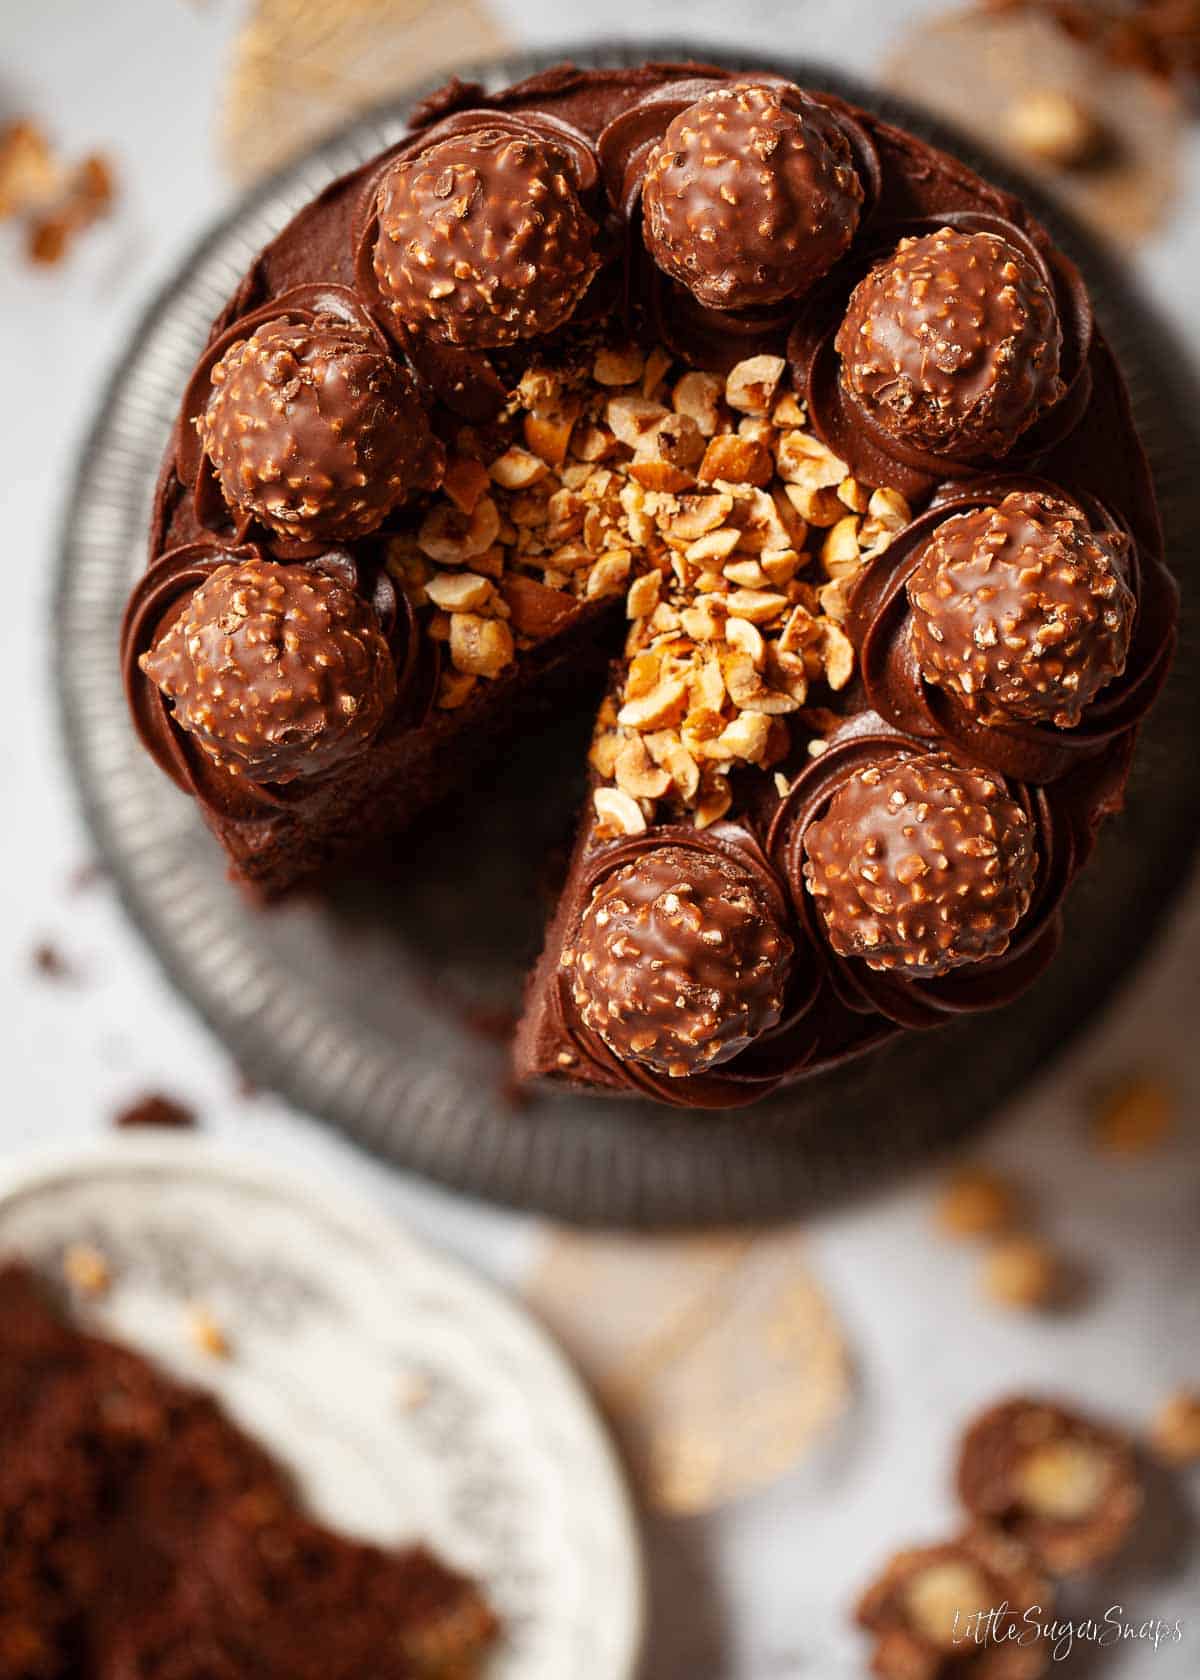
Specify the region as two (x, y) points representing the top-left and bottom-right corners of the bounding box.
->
(221, 0), (509, 185)
(525, 1228), (854, 1514)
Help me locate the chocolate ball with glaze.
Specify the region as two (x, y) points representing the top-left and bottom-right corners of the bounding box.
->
(139, 558), (396, 783)
(835, 227), (1064, 461)
(198, 314), (441, 544)
(907, 489), (1135, 730)
(802, 753), (1036, 978)
(641, 82), (863, 311)
(373, 128), (600, 349)
(565, 844), (793, 1078)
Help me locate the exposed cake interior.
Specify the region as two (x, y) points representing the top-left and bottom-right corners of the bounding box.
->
(0, 1261), (499, 1678)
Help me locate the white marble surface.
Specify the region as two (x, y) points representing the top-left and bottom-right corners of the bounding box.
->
(2, 2), (1198, 1675)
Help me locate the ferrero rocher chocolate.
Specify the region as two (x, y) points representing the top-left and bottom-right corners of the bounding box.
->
(802, 753), (1036, 978)
(372, 129), (600, 348)
(140, 559), (396, 783)
(566, 844), (792, 1078)
(956, 1398), (1144, 1574)
(641, 83), (863, 311)
(198, 314), (441, 543)
(835, 227), (1064, 460)
(907, 489), (1135, 729)
(856, 1527), (1052, 1677)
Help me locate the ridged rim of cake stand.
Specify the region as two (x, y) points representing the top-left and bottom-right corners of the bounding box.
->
(55, 43), (1200, 1225)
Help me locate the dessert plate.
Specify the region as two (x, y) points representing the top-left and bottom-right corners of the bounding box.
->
(0, 1136), (644, 1680)
(56, 46), (1200, 1222)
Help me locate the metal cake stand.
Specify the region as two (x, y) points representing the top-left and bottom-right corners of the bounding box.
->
(56, 45), (1200, 1225)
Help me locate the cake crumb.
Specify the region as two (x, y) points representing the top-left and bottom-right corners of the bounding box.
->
(63, 1242), (111, 1298)
(114, 1092), (197, 1130)
(934, 1167), (1020, 1239)
(1149, 1391), (1200, 1466)
(31, 940), (74, 981)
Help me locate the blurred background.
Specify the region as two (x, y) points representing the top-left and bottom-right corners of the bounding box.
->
(3, 1), (1199, 1674)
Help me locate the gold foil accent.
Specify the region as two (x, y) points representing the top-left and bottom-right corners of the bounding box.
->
(221, 0), (508, 185)
(525, 1228), (853, 1513)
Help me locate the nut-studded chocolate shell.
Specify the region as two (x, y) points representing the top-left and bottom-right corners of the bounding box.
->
(640, 81), (864, 311)
(801, 749), (1038, 979)
(768, 728), (1072, 1030)
(907, 487), (1136, 730)
(789, 211), (1093, 501)
(121, 542), (424, 821)
(849, 474), (1177, 784)
(565, 837), (794, 1078)
(549, 824), (830, 1108)
(956, 1397), (1144, 1574)
(856, 1526), (1053, 1679)
(370, 124), (600, 349)
(598, 75), (880, 373)
(835, 224), (1064, 460)
(139, 557), (397, 785)
(195, 305), (440, 546)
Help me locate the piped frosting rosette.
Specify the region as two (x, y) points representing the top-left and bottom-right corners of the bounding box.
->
(846, 473), (1177, 784)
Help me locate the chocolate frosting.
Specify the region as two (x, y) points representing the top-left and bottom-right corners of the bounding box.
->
(848, 473), (1177, 783)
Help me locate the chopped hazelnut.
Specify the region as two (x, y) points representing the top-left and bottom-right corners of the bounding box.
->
(935, 1168), (1020, 1240)
(63, 1242), (111, 1298)
(982, 1237), (1061, 1311)
(1092, 1075), (1175, 1154)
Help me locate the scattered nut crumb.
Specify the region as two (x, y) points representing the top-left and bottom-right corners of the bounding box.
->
(935, 1167), (1020, 1239)
(1092, 1074), (1175, 1155)
(982, 1236), (1062, 1311)
(187, 1305), (230, 1359)
(1149, 1391), (1200, 1466)
(31, 940), (74, 981)
(63, 1242), (111, 1298)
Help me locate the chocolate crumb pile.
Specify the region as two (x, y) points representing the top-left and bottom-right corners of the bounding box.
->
(0, 1262), (498, 1679)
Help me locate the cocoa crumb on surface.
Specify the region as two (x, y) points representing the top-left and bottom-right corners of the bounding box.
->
(113, 1092), (198, 1130)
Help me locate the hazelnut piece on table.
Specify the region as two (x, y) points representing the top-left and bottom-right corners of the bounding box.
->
(564, 844), (793, 1078)
(981, 1237), (1062, 1312)
(956, 1397), (1143, 1573)
(1148, 1391), (1200, 1467)
(935, 1168), (1020, 1240)
(642, 83), (863, 311)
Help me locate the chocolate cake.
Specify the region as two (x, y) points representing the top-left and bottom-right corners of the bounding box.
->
(0, 1261), (498, 1678)
(119, 61), (1177, 1111)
